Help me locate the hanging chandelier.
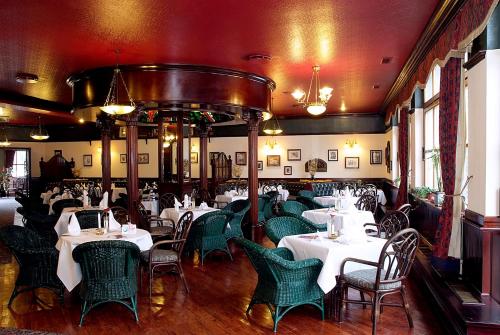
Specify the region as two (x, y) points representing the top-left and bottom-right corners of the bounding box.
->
(163, 132), (177, 148)
(100, 50), (136, 115)
(291, 65), (333, 116)
(262, 97), (282, 135)
(30, 116), (49, 140)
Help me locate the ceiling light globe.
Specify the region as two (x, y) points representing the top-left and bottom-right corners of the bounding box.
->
(291, 89), (305, 101)
(307, 104), (326, 115)
(100, 104), (135, 115)
(262, 111), (272, 121)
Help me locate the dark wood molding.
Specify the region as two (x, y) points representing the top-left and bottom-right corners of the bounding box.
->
(464, 51), (487, 70)
(484, 216), (500, 229)
(381, 0), (467, 113)
(0, 89), (71, 113)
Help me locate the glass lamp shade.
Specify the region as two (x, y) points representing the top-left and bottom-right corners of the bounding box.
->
(307, 104), (327, 116)
(163, 141), (171, 148)
(0, 138), (11, 146)
(262, 111), (272, 121)
(263, 128), (283, 135)
(291, 89), (306, 101)
(100, 104), (135, 115)
(30, 134), (49, 140)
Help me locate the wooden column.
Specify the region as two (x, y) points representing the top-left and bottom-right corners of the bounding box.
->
(157, 118), (164, 183)
(176, 111), (184, 195)
(126, 113), (140, 224)
(199, 123), (210, 192)
(243, 110), (262, 241)
(96, 114), (114, 204)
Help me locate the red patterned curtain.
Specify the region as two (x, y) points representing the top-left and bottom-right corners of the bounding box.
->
(4, 150), (15, 169)
(395, 107), (409, 207)
(433, 58), (461, 258)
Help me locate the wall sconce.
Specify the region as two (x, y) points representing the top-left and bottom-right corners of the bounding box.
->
(344, 138), (360, 155)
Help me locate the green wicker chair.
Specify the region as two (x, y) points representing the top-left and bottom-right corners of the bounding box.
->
(281, 200), (308, 217)
(22, 210), (59, 246)
(264, 192), (278, 220)
(192, 214), (232, 265)
(296, 196), (326, 210)
(75, 209), (103, 230)
(222, 199), (250, 240)
(258, 195), (270, 224)
(265, 216), (316, 246)
(0, 225), (64, 306)
(52, 198), (83, 216)
(235, 237), (324, 332)
(72, 240), (141, 326)
(298, 190), (316, 199)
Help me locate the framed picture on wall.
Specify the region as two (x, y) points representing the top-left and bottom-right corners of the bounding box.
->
(370, 150), (383, 164)
(345, 157), (359, 169)
(287, 149), (301, 161)
(235, 152), (247, 165)
(120, 154), (127, 163)
(138, 153), (149, 164)
(328, 149), (338, 161)
(284, 166), (292, 175)
(54, 150), (62, 156)
(190, 152), (198, 163)
(257, 161), (263, 170)
(83, 155), (92, 167)
(267, 155), (280, 167)
(118, 127), (126, 138)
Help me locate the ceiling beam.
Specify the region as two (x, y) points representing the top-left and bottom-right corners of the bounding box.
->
(0, 90), (72, 113)
(380, 0), (467, 114)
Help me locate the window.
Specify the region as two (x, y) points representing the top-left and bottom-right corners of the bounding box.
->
(11, 150), (28, 178)
(423, 64), (441, 190)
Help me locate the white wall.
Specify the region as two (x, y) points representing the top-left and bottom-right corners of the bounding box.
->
(14, 133), (392, 180)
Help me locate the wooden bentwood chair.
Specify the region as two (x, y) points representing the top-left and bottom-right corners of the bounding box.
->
(338, 228), (420, 335)
(141, 211), (194, 302)
(364, 210), (409, 239)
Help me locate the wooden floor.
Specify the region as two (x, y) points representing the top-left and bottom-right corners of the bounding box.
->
(0, 198), (445, 335)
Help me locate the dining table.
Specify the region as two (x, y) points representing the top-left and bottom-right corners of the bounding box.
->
(160, 206), (219, 224)
(302, 208), (375, 229)
(278, 231), (388, 294)
(55, 228), (153, 291)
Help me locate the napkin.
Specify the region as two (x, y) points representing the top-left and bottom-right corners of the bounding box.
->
(277, 185), (283, 191)
(83, 190), (89, 207)
(345, 187), (351, 198)
(199, 202), (208, 210)
(224, 191), (231, 197)
(174, 197), (182, 212)
(53, 186), (60, 194)
(183, 194), (190, 209)
(68, 214), (81, 236)
(99, 191), (109, 209)
(42, 191), (52, 204)
(108, 211), (121, 232)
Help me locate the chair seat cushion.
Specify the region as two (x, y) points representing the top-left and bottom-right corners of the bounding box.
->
(344, 268), (401, 290)
(150, 226), (174, 236)
(141, 249), (178, 263)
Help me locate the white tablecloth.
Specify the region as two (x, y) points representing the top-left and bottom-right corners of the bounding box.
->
(111, 187), (127, 202)
(160, 207), (219, 224)
(214, 194), (247, 208)
(278, 232), (387, 293)
(54, 207), (119, 237)
(55, 228), (153, 291)
(313, 196), (359, 209)
(142, 199), (159, 215)
(302, 208), (375, 229)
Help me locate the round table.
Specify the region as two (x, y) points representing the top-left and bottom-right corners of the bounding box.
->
(55, 228), (153, 291)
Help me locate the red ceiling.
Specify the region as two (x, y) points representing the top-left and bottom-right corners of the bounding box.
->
(0, 0), (438, 124)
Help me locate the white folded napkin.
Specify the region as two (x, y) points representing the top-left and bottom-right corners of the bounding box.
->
(99, 191), (109, 209)
(277, 185), (283, 191)
(183, 194), (189, 209)
(199, 202), (208, 210)
(68, 214), (81, 236)
(83, 190), (89, 207)
(53, 186), (60, 194)
(174, 197), (182, 212)
(108, 211), (121, 232)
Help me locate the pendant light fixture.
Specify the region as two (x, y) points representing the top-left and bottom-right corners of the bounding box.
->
(291, 65), (333, 116)
(30, 116), (49, 140)
(0, 127), (11, 147)
(100, 50), (136, 115)
(262, 97), (282, 135)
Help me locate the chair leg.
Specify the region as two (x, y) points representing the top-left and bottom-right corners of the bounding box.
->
(372, 293), (381, 335)
(226, 246), (233, 261)
(339, 283), (345, 322)
(8, 286), (19, 307)
(131, 294), (139, 322)
(176, 263), (190, 294)
(79, 300), (88, 327)
(401, 285), (414, 328)
(246, 297), (256, 314)
(360, 291), (366, 309)
(273, 306), (280, 332)
(149, 265), (153, 303)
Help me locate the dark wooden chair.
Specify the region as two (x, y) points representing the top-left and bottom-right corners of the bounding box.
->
(396, 204), (412, 216)
(364, 211), (409, 239)
(355, 194), (377, 214)
(110, 206), (128, 225)
(159, 193), (177, 212)
(338, 228), (420, 335)
(141, 211), (194, 302)
(136, 202), (175, 240)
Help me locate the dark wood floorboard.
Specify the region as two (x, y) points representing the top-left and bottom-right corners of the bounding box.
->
(0, 198), (445, 334)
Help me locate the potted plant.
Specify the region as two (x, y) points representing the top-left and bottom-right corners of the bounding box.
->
(426, 148), (444, 206)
